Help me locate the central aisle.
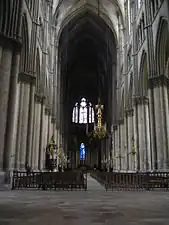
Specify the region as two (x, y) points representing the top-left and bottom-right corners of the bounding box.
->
(0, 181), (169, 224)
(87, 174), (105, 190)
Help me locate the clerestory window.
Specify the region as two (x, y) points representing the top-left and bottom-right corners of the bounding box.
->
(72, 98), (95, 124)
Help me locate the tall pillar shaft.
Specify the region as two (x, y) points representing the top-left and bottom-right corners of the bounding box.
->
(26, 84), (36, 167)
(0, 47), (13, 170)
(148, 88), (156, 170)
(19, 83), (31, 169)
(133, 105), (138, 171)
(144, 101), (152, 171)
(39, 101), (45, 170)
(34, 99), (42, 170)
(126, 110), (134, 171)
(137, 103), (145, 170)
(119, 121), (125, 171)
(153, 87), (164, 169)
(148, 76), (169, 170)
(135, 97), (152, 171)
(116, 126), (120, 170)
(4, 53), (20, 170)
(15, 82), (24, 169)
(159, 85), (167, 168)
(123, 116), (128, 170)
(44, 108), (49, 148)
(15, 73), (35, 170)
(48, 114), (52, 141)
(163, 85), (169, 168)
(113, 126), (118, 171)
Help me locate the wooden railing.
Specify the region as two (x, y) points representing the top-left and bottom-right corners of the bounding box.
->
(91, 172), (169, 191)
(12, 171), (87, 191)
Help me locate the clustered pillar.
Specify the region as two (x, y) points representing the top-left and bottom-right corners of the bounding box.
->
(149, 76), (169, 171)
(112, 96), (153, 172)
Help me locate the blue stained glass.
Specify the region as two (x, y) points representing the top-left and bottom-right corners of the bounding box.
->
(80, 143), (86, 160)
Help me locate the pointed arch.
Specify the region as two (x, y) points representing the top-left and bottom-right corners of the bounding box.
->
(57, 6), (118, 48)
(19, 13), (29, 73)
(156, 18), (169, 76)
(139, 50), (148, 96)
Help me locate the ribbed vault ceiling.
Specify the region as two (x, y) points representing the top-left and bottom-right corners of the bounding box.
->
(54, 0), (124, 125)
(59, 10), (116, 102)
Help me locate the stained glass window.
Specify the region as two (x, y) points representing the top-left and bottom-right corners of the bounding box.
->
(72, 98), (95, 124)
(89, 102), (95, 123)
(79, 98), (87, 124)
(80, 143), (86, 160)
(72, 103), (78, 123)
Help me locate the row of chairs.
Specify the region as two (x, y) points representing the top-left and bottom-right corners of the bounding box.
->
(12, 171), (87, 191)
(91, 171), (169, 191)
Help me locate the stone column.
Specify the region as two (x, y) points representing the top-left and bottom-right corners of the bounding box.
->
(123, 115), (128, 171)
(133, 105), (138, 171)
(57, 130), (60, 170)
(33, 93), (42, 170)
(0, 47), (13, 170)
(19, 81), (31, 169)
(148, 88), (156, 170)
(153, 85), (164, 170)
(26, 83), (36, 167)
(116, 126), (120, 170)
(113, 125), (118, 171)
(15, 73), (34, 170)
(149, 76), (169, 170)
(39, 98), (46, 170)
(137, 100), (145, 171)
(44, 108), (49, 148)
(48, 113), (52, 141)
(52, 118), (56, 142)
(119, 120), (124, 171)
(163, 84), (169, 169)
(144, 99), (152, 171)
(116, 121), (122, 171)
(43, 108), (49, 170)
(31, 103), (36, 168)
(3, 53), (20, 170)
(126, 109), (134, 171)
(15, 82), (24, 169)
(135, 97), (152, 171)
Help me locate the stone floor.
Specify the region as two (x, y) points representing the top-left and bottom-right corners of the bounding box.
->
(0, 175), (169, 225)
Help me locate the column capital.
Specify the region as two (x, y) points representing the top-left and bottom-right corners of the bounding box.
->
(0, 33), (22, 53)
(56, 122), (60, 129)
(117, 119), (124, 125)
(148, 75), (169, 88)
(113, 125), (118, 131)
(18, 72), (36, 85)
(34, 92), (46, 104)
(51, 117), (56, 124)
(133, 96), (149, 105)
(45, 105), (52, 116)
(125, 108), (134, 117)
